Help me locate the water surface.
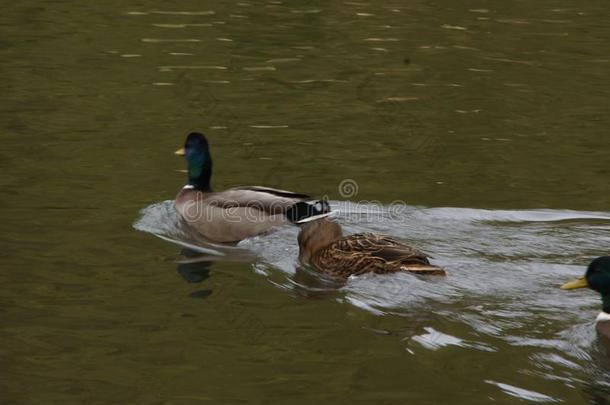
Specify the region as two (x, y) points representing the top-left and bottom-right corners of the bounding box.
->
(2, 0), (610, 403)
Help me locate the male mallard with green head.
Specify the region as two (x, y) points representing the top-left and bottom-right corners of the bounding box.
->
(288, 202), (446, 279)
(174, 132), (328, 243)
(561, 256), (610, 339)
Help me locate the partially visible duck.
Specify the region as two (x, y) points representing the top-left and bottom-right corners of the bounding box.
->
(561, 256), (610, 340)
(174, 132), (328, 243)
(290, 205), (446, 279)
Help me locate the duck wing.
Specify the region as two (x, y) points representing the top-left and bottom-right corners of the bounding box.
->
(333, 233), (430, 265)
(312, 233), (439, 278)
(232, 186), (311, 200)
(203, 186), (311, 215)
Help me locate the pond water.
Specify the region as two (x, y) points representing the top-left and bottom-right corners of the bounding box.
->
(3, 0), (610, 403)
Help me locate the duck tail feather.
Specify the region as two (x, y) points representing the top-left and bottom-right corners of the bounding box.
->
(286, 199), (332, 223)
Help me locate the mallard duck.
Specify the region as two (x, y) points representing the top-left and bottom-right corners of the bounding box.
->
(561, 256), (610, 340)
(174, 132), (329, 243)
(291, 206), (446, 279)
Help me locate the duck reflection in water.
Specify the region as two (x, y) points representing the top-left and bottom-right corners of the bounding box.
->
(176, 248), (214, 298)
(174, 245), (341, 300)
(174, 245), (256, 298)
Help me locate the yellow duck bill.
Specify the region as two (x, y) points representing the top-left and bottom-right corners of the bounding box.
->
(561, 276), (589, 290)
(175, 147), (186, 156)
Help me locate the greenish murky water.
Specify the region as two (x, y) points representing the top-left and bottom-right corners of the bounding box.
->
(2, 1), (610, 403)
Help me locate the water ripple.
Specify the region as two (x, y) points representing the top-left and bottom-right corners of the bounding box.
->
(485, 380), (561, 402)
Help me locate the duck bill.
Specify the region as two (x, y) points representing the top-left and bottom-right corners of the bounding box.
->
(174, 147), (186, 156)
(560, 276), (589, 290)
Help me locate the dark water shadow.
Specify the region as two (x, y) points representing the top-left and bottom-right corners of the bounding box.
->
(582, 381), (610, 405)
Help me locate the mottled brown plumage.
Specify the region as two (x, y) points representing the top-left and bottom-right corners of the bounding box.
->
(297, 219), (446, 279)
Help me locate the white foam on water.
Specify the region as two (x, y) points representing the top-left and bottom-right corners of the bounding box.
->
(133, 199), (610, 387)
(485, 380), (561, 403)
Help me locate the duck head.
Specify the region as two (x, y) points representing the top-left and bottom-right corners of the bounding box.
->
(175, 132), (213, 191)
(284, 200), (337, 264)
(296, 218), (342, 265)
(562, 256), (610, 314)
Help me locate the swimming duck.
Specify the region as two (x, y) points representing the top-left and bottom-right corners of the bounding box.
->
(174, 132), (328, 243)
(561, 256), (610, 340)
(290, 204), (446, 279)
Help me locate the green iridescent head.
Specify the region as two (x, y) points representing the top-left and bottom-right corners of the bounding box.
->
(175, 132), (213, 191)
(562, 256), (610, 313)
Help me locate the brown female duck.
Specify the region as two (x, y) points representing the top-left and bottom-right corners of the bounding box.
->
(291, 207), (446, 279)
